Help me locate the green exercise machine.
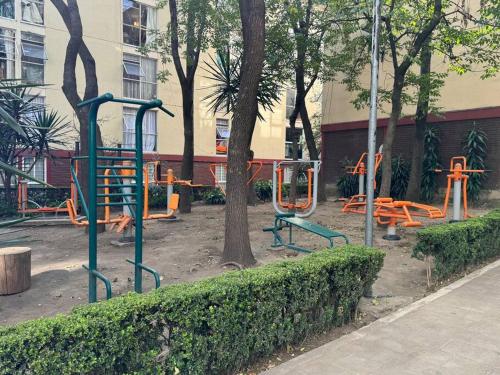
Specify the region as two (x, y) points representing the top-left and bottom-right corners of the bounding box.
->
(77, 93), (174, 303)
(263, 160), (349, 252)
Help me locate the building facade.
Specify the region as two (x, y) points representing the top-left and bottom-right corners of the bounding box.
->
(0, 0), (321, 188)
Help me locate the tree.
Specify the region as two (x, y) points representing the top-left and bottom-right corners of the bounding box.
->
(276, 0), (367, 202)
(222, 0), (265, 266)
(50, 0), (101, 201)
(146, 0), (212, 213)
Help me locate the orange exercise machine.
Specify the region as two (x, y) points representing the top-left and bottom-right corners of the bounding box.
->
(272, 160), (320, 218)
(342, 156), (485, 240)
(209, 161), (263, 195)
(341, 151), (383, 200)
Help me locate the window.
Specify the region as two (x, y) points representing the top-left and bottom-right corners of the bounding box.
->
(286, 88), (296, 119)
(216, 118), (230, 155)
(123, 54), (157, 99)
(0, 28), (15, 80)
(122, 0), (157, 46)
(23, 95), (45, 122)
(214, 164), (226, 190)
(22, 156), (45, 184)
(21, 32), (46, 84)
(285, 126), (303, 160)
(22, 0), (44, 24)
(0, 0), (14, 19)
(123, 107), (157, 152)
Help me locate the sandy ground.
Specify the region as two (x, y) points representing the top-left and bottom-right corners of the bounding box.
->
(0, 200), (489, 330)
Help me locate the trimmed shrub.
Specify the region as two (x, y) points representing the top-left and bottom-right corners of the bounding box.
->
(0, 245), (384, 375)
(412, 209), (500, 280)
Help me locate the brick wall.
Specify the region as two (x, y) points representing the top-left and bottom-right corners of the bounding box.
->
(322, 116), (500, 190)
(46, 152), (275, 189)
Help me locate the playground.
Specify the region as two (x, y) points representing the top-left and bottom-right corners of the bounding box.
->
(0, 198), (491, 326)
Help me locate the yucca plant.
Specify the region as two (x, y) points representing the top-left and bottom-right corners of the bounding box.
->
(420, 126), (441, 202)
(463, 127), (488, 202)
(202, 50), (281, 120)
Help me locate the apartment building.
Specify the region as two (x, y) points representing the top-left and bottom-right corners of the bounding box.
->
(0, 0), (321, 187)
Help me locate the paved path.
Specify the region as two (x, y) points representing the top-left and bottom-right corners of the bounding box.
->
(264, 260), (500, 375)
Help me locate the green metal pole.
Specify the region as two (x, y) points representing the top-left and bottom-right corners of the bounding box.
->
(88, 102), (99, 303)
(134, 106), (145, 294)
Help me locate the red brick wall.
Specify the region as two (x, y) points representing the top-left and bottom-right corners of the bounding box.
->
(322, 116), (500, 190)
(45, 152), (275, 189)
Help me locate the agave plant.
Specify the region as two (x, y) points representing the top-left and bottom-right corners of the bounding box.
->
(202, 50), (281, 120)
(463, 127), (488, 202)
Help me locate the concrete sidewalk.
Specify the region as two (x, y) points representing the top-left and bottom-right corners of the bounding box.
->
(263, 260), (500, 375)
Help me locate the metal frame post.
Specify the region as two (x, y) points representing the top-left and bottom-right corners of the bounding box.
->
(88, 102), (99, 303)
(365, 0), (382, 247)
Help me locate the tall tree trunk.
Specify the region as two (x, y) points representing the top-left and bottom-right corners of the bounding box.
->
(406, 39), (432, 201)
(299, 102), (326, 201)
(379, 73), (405, 197)
(51, 0), (103, 230)
(222, 0), (265, 266)
(179, 82), (194, 213)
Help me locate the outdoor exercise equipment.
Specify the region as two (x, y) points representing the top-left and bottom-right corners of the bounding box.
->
(146, 160), (202, 219)
(77, 92), (174, 303)
(435, 156), (486, 222)
(342, 156), (485, 240)
(209, 161), (263, 195)
(272, 160), (319, 218)
(264, 160), (349, 252)
(344, 152), (383, 199)
(17, 181), (71, 216)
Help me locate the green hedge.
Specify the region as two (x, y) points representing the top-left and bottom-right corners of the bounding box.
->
(413, 209), (500, 279)
(0, 245), (384, 375)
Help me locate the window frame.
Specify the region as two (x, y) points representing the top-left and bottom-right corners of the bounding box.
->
(0, 0), (15, 20)
(122, 0), (157, 47)
(21, 156), (46, 185)
(215, 118), (230, 155)
(20, 32), (46, 84)
(0, 27), (16, 80)
(122, 107), (158, 152)
(122, 53), (157, 100)
(21, 0), (45, 25)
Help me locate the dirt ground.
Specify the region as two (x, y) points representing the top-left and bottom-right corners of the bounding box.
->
(0, 200), (489, 333)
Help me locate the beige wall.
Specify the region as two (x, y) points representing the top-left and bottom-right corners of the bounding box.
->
(0, 0), (321, 161)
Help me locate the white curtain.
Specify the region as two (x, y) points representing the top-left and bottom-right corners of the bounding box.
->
(145, 7), (157, 44)
(143, 110), (156, 152)
(22, 1), (43, 24)
(5, 31), (14, 79)
(123, 108), (136, 148)
(141, 58), (157, 99)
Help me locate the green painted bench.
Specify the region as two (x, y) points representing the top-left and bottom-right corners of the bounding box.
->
(263, 214), (349, 253)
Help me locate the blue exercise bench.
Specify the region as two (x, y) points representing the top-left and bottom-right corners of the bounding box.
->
(263, 213), (349, 253)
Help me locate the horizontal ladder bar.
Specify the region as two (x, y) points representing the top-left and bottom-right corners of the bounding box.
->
(96, 165), (137, 170)
(97, 156), (137, 162)
(97, 202), (137, 207)
(97, 146), (136, 152)
(97, 184), (137, 188)
(96, 175), (137, 179)
(97, 193), (136, 198)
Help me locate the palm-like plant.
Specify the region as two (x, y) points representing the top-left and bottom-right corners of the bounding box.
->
(463, 127), (488, 202)
(420, 126), (441, 202)
(202, 50), (281, 120)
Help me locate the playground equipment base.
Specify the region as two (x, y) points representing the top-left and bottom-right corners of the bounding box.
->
(383, 234), (401, 241)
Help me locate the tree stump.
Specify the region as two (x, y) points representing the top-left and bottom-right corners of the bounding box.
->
(0, 247), (31, 295)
